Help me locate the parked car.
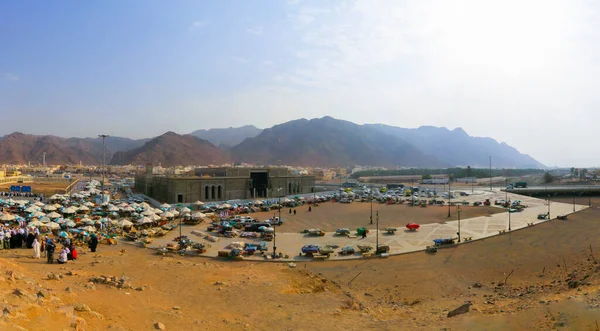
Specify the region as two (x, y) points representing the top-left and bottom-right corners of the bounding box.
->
(265, 217), (284, 225)
(244, 223), (272, 232)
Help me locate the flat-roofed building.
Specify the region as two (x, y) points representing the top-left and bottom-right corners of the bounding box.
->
(135, 165), (315, 204)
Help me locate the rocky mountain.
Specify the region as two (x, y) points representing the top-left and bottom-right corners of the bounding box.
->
(230, 117), (443, 167)
(83, 136), (150, 155)
(0, 118), (545, 168)
(366, 124), (545, 168)
(191, 125), (262, 147)
(0, 132), (102, 165)
(109, 132), (230, 167)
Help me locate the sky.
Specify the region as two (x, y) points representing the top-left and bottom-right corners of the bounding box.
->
(1, 0), (599, 167)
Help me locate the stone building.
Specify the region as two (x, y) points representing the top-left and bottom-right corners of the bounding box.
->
(135, 165), (315, 204)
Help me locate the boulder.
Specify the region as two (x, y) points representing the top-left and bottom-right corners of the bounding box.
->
(447, 303), (472, 318)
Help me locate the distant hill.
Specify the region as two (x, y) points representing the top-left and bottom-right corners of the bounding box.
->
(230, 117), (442, 167)
(191, 125), (262, 147)
(84, 136), (150, 154)
(0, 132), (102, 165)
(0, 118), (545, 168)
(109, 132), (230, 167)
(366, 124), (545, 168)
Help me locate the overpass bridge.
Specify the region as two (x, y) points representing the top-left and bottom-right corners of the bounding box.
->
(505, 185), (600, 197)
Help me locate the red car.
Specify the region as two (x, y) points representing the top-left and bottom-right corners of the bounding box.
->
(406, 223), (420, 231)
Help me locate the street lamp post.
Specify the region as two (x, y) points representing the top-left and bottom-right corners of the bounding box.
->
(447, 179), (451, 218)
(548, 195), (551, 219)
(370, 183), (373, 225)
(376, 210), (379, 251)
(98, 134), (110, 203)
(273, 187), (282, 258)
(508, 204), (511, 231)
(573, 196), (576, 212)
(489, 156), (492, 192)
(457, 206), (461, 242)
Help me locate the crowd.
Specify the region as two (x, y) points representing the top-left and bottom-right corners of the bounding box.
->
(0, 191), (43, 198)
(0, 224), (98, 264)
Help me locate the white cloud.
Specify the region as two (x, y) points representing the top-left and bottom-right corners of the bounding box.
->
(190, 20), (207, 29)
(196, 0), (600, 166)
(231, 56), (250, 64)
(262, 60), (275, 66)
(246, 26), (263, 35)
(3, 73), (19, 81)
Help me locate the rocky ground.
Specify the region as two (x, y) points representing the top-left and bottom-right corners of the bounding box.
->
(0, 202), (599, 330)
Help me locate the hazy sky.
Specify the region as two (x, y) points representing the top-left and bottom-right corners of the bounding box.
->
(1, 0), (598, 167)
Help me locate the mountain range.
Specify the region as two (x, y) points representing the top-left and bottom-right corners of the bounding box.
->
(0, 117), (545, 168)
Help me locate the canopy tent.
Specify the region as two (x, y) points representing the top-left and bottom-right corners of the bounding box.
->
(108, 205), (119, 212)
(191, 212), (206, 220)
(38, 216), (51, 223)
(24, 206), (38, 213)
(83, 201), (95, 207)
(79, 225), (96, 232)
(77, 205), (90, 212)
(180, 207), (191, 213)
(29, 220), (44, 227)
(161, 211), (174, 218)
(116, 219), (133, 227)
(33, 201), (45, 207)
(148, 213), (162, 221)
(141, 209), (156, 216)
(63, 206), (78, 214)
(0, 213), (16, 221)
(32, 211), (46, 218)
(47, 211), (61, 218)
(45, 222), (60, 230)
(160, 203), (171, 209)
(193, 200), (204, 206)
(137, 217), (153, 224)
(43, 205), (57, 211)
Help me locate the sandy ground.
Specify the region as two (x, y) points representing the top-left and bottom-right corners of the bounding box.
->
(0, 196), (599, 330)
(0, 181), (72, 195)
(251, 201), (503, 232)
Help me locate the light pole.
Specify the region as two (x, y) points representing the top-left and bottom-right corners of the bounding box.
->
(447, 178), (451, 218)
(457, 206), (461, 242)
(98, 134), (110, 203)
(376, 210), (379, 251)
(508, 204), (511, 231)
(273, 187), (282, 258)
(370, 183), (373, 225)
(489, 156), (492, 192)
(573, 195), (576, 212)
(548, 195), (551, 219)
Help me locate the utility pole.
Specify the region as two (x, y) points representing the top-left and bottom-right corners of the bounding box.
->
(42, 152), (46, 169)
(447, 178), (451, 218)
(489, 156), (492, 192)
(376, 210), (379, 251)
(369, 183), (373, 225)
(98, 134), (110, 203)
(457, 206), (461, 242)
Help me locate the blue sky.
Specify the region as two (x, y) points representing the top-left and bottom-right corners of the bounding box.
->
(1, 0), (600, 167)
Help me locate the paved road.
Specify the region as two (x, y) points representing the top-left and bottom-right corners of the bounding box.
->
(147, 189), (587, 261)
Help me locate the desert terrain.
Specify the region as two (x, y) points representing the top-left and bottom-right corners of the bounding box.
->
(0, 197), (599, 330)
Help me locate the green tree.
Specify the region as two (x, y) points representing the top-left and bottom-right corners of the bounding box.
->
(543, 172), (554, 183)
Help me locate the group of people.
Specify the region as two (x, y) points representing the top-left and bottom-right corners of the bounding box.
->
(0, 224), (99, 264)
(0, 191), (43, 198)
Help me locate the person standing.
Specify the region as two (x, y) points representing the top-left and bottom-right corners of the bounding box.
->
(88, 234), (98, 253)
(32, 238), (41, 259)
(46, 239), (56, 264)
